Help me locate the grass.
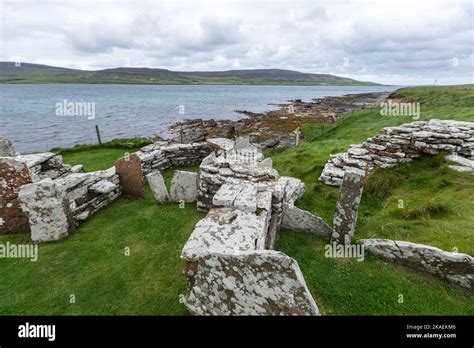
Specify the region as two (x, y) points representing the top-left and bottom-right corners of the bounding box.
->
(0, 187), (204, 315)
(276, 230), (474, 315)
(53, 137), (151, 172)
(270, 84), (474, 254)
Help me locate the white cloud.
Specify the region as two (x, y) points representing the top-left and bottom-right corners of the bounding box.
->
(1, 0), (472, 84)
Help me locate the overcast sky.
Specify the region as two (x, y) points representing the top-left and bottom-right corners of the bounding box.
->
(1, 0), (473, 85)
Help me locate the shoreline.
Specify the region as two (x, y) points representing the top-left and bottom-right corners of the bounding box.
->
(166, 91), (391, 149)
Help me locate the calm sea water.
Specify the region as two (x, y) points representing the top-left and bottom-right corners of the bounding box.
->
(0, 84), (398, 153)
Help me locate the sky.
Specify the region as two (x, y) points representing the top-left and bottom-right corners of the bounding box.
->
(1, 0), (473, 85)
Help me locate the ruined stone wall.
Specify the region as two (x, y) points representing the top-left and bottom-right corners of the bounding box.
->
(359, 239), (474, 292)
(319, 119), (474, 186)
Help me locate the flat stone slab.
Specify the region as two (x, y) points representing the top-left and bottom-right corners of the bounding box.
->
(360, 239), (474, 291)
(282, 204), (332, 238)
(16, 152), (55, 167)
(0, 157), (32, 233)
(18, 178), (73, 242)
(233, 183), (257, 212)
(445, 154), (474, 168)
(146, 171), (169, 203)
(181, 208), (267, 261)
(89, 180), (117, 194)
(170, 170), (199, 202)
(186, 250), (320, 315)
(207, 138), (235, 153)
(212, 182), (243, 207)
(115, 153), (144, 197)
(331, 167), (365, 245)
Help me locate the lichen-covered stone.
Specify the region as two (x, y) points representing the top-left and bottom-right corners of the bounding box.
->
(0, 137), (17, 156)
(281, 204), (332, 238)
(186, 250), (320, 315)
(18, 179), (73, 242)
(319, 120), (474, 186)
(331, 167), (365, 245)
(146, 171), (170, 203)
(0, 157), (32, 233)
(181, 208), (267, 261)
(359, 239), (474, 292)
(170, 170), (199, 202)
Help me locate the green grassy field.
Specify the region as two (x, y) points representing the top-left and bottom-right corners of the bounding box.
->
(0, 85), (472, 315)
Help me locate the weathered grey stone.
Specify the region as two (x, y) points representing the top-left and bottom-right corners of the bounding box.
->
(18, 179), (73, 242)
(0, 137), (17, 156)
(146, 171), (169, 203)
(359, 239), (474, 292)
(89, 180), (117, 194)
(212, 181), (243, 207)
(181, 208), (267, 261)
(233, 183), (257, 212)
(207, 138), (235, 154)
(448, 165), (473, 173)
(445, 154), (474, 168)
(319, 120), (474, 186)
(186, 250), (320, 315)
(115, 153), (145, 197)
(331, 167), (365, 245)
(70, 165), (83, 173)
(170, 170), (199, 202)
(282, 204), (332, 238)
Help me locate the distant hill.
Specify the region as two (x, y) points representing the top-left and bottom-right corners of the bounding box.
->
(0, 62), (382, 86)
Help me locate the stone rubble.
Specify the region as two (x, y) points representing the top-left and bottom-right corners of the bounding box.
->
(319, 120), (474, 186)
(359, 239), (474, 292)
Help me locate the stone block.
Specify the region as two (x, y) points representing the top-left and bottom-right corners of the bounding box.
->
(146, 171), (170, 203)
(170, 170), (199, 202)
(115, 153), (145, 197)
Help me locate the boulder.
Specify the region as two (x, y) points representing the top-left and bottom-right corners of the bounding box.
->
(186, 250), (320, 315)
(18, 179), (74, 242)
(170, 170), (199, 202)
(146, 171), (169, 203)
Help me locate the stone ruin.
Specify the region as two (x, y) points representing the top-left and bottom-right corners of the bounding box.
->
(181, 137), (322, 315)
(0, 138), (211, 240)
(319, 119), (474, 186)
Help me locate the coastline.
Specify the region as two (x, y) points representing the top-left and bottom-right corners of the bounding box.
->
(166, 91), (391, 149)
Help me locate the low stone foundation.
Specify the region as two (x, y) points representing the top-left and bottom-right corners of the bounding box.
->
(359, 239), (474, 292)
(319, 119), (474, 186)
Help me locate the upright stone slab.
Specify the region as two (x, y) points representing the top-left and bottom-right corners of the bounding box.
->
(18, 179), (73, 242)
(146, 170), (169, 203)
(186, 250), (320, 316)
(0, 157), (32, 233)
(170, 171), (199, 203)
(0, 137), (17, 156)
(331, 167), (365, 245)
(282, 204), (332, 239)
(115, 153), (145, 197)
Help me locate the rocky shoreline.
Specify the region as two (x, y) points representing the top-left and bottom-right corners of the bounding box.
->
(167, 92), (390, 149)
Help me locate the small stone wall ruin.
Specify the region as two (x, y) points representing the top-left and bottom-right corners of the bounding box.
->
(319, 119), (474, 186)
